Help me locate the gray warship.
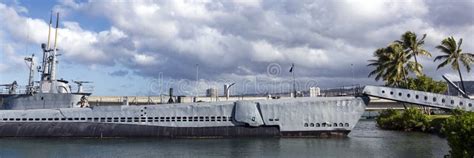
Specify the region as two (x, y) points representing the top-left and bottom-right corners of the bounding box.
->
(1, 13), (471, 138)
(0, 13), (370, 137)
(0, 49), (369, 137)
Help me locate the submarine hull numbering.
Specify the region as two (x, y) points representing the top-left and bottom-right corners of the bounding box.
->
(0, 96), (368, 138)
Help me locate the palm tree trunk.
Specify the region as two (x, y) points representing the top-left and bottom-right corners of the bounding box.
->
(413, 54), (418, 68)
(413, 54), (422, 76)
(457, 68), (466, 93)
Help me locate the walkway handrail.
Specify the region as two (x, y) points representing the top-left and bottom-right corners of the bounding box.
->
(363, 85), (473, 112)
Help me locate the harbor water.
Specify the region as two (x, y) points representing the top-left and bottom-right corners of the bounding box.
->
(0, 120), (449, 158)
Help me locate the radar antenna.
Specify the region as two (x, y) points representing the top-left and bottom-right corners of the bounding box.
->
(73, 81), (92, 93)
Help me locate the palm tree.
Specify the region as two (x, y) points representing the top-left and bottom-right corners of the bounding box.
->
(395, 31), (432, 75)
(368, 43), (422, 87)
(368, 48), (390, 82)
(434, 36), (474, 92)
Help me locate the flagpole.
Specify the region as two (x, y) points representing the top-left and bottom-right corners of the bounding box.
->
(290, 63), (296, 98)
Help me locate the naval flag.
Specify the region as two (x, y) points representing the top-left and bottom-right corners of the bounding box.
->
(289, 63), (294, 72)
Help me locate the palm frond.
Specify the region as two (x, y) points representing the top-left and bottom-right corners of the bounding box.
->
(435, 45), (452, 55)
(434, 55), (449, 62)
(436, 59), (450, 70)
(418, 49), (431, 57)
(460, 53), (474, 72)
(418, 34), (427, 45)
(457, 38), (463, 51)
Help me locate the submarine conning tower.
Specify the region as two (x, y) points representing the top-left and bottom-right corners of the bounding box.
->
(0, 12), (92, 110)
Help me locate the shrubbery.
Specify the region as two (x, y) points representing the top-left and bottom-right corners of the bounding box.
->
(441, 110), (474, 158)
(398, 75), (447, 93)
(376, 108), (430, 131)
(377, 109), (474, 157)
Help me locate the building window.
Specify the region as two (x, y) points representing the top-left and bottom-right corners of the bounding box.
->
(339, 123), (344, 127)
(345, 123), (350, 127)
(310, 123), (314, 127)
(322, 123), (326, 127)
(334, 123), (338, 127)
(316, 123), (320, 127)
(275, 118), (279, 121)
(304, 123), (308, 127)
(269, 118), (274, 121)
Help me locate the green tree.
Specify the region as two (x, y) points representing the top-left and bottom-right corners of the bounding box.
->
(376, 108), (429, 132)
(441, 110), (474, 158)
(368, 48), (392, 83)
(399, 75), (448, 94)
(368, 43), (422, 87)
(396, 31), (432, 75)
(434, 37), (474, 92)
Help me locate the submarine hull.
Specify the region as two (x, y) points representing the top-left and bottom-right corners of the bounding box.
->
(0, 122), (349, 138)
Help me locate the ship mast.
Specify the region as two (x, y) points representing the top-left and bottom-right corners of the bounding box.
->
(50, 12), (59, 82)
(39, 12), (60, 93)
(24, 54), (35, 94)
(40, 11), (53, 81)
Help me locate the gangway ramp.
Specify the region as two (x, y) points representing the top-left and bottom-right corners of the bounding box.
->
(363, 85), (473, 112)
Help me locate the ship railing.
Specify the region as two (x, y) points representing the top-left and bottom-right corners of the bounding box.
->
(320, 84), (363, 97)
(0, 85), (28, 95)
(69, 85), (95, 93)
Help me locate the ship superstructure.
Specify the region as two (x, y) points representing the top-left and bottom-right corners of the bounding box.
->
(0, 13), (91, 110)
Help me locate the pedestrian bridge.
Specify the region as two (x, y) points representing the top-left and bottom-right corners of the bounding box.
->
(363, 85), (473, 112)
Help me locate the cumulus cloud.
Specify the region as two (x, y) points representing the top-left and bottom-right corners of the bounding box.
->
(1, 0), (473, 95)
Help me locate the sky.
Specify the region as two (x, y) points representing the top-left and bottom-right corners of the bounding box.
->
(0, 0), (473, 96)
